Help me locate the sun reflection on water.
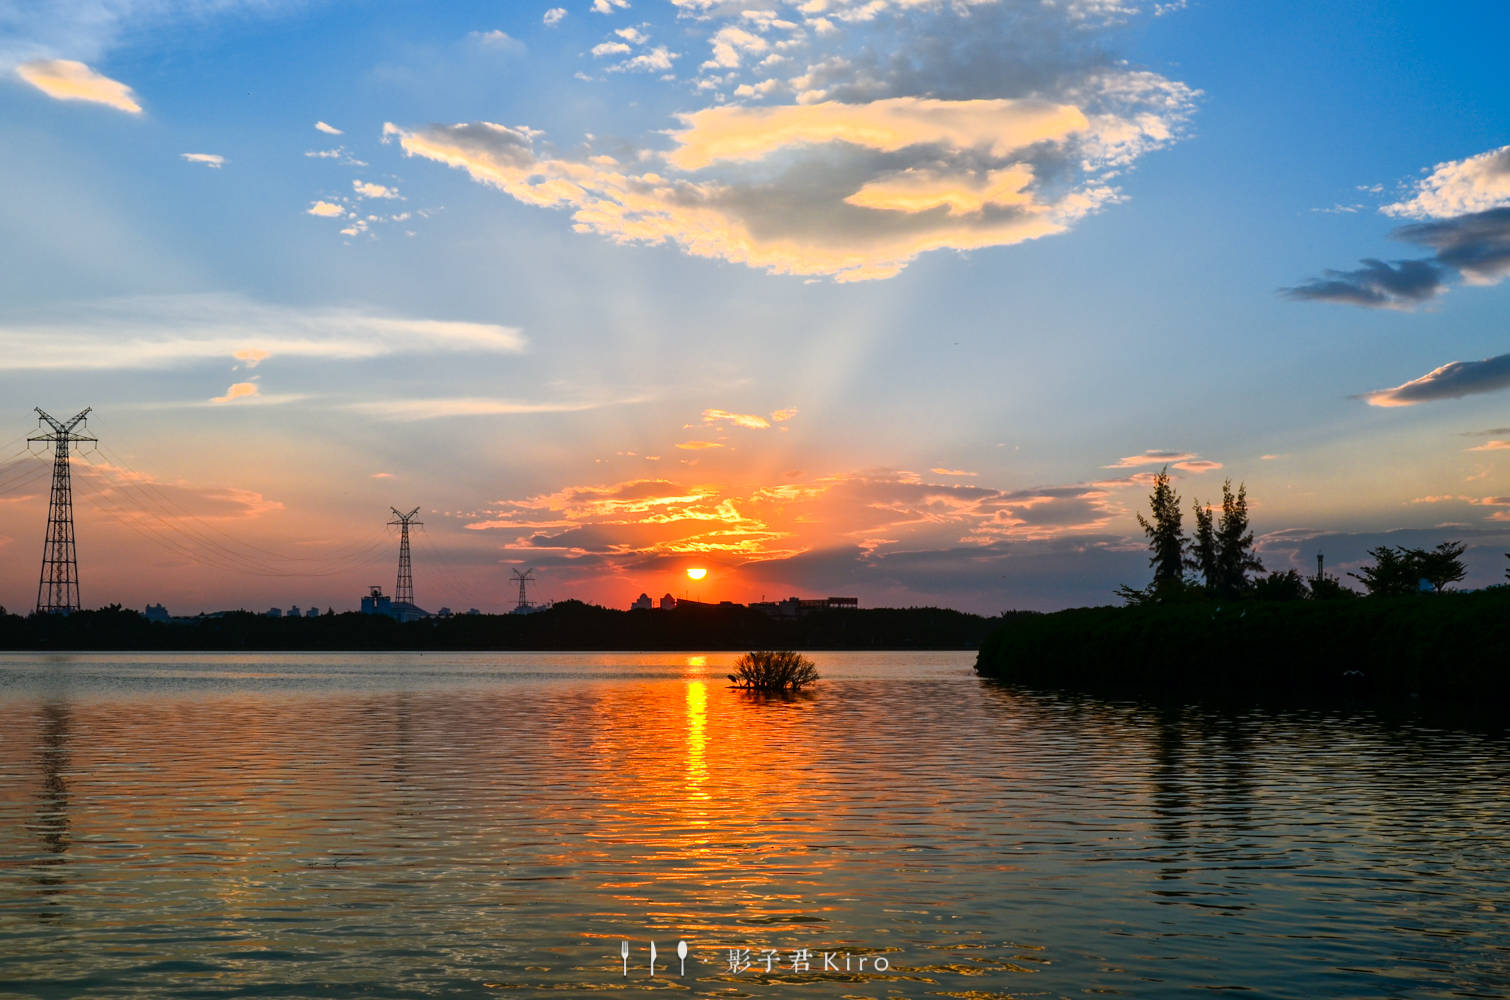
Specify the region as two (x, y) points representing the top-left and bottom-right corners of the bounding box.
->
(684, 680), (708, 799)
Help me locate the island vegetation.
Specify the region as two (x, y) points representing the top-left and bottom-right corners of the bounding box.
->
(728, 650), (820, 692)
(977, 467), (1510, 704)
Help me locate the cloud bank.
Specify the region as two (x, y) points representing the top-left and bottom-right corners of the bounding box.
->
(387, 0), (1196, 281)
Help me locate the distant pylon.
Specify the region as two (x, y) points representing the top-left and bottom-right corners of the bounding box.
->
(511, 568), (535, 611)
(388, 507), (422, 605)
(30, 407), (96, 614)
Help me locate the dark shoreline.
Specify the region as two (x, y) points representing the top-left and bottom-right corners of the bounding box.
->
(0, 600), (1003, 651)
(974, 588), (1510, 705)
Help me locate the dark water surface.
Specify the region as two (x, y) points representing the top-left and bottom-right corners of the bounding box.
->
(0, 652), (1506, 999)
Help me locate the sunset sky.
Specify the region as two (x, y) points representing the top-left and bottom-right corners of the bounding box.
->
(2, 0), (1509, 615)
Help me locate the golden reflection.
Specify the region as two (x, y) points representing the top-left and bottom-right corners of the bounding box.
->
(685, 680), (708, 798)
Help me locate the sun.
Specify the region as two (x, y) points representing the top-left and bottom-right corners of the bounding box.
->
(686, 567), (707, 581)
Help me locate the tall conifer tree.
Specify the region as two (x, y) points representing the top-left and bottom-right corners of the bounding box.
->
(1214, 479), (1262, 597)
(1188, 499), (1218, 592)
(1135, 466), (1186, 591)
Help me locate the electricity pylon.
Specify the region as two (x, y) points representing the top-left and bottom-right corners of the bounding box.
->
(511, 568), (535, 611)
(30, 408), (96, 614)
(389, 507), (421, 605)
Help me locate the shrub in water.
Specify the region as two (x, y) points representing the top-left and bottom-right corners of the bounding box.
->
(728, 650), (819, 692)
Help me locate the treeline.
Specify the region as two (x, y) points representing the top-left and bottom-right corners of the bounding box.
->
(976, 467), (1510, 704)
(1118, 467), (1502, 602)
(0, 600), (1007, 651)
(975, 589), (1510, 703)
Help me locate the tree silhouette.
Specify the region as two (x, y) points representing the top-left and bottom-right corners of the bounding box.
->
(1119, 466), (1188, 604)
(1419, 541), (1467, 591)
(1188, 498), (1218, 592)
(1349, 541), (1466, 595)
(1214, 480), (1263, 597)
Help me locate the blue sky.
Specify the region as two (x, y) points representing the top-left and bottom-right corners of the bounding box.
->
(1, 0), (1508, 615)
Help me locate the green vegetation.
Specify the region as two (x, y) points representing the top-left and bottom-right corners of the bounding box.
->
(728, 650), (819, 692)
(975, 588), (1510, 704)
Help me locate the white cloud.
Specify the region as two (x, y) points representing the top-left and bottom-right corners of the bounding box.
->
(0, 294), (528, 371)
(180, 153), (225, 169)
(1384, 145), (1510, 219)
(592, 41), (632, 57)
(544, 8), (568, 26)
(305, 147), (368, 166)
(15, 59), (141, 113)
(346, 395), (648, 421)
(353, 179), (402, 199)
(469, 29), (524, 52)
(306, 200), (346, 217)
(615, 45), (677, 72)
(315, 120), (343, 135)
(705, 26), (768, 68)
(592, 0), (630, 12)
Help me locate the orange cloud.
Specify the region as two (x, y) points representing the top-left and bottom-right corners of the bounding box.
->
(211, 382), (259, 404)
(465, 469), (1125, 583)
(383, 71), (1190, 283)
(702, 408), (770, 429)
(675, 440), (724, 450)
(664, 98), (1086, 171)
(1103, 450), (1195, 469)
(16, 59), (141, 113)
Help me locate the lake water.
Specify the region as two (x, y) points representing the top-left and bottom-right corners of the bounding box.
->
(0, 651), (1506, 999)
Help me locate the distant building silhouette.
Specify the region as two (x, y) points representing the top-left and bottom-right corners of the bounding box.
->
(144, 603), (169, 623)
(750, 596), (859, 618)
(660, 593), (676, 610)
(360, 585), (428, 622)
(632, 592), (654, 611)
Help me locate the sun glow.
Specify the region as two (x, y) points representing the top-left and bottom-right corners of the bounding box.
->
(686, 567), (707, 580)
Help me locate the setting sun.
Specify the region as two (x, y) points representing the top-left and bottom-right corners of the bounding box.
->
(686, 567), (707, 581)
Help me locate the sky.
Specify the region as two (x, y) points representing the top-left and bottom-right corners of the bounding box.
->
(1, 0), (1509, 616)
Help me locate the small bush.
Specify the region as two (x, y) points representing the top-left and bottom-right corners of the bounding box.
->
(728, 650), (819, 692)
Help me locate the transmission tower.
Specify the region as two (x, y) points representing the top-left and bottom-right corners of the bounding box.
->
(30, 408), (96, 615)
(511, 568), (535, 611)
(388, 507), (421, 605)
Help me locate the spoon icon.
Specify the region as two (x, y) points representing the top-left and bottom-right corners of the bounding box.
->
(649, 940), (658, 976)
(620, 940), (628, 977)
(677, 940), (688, 976)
